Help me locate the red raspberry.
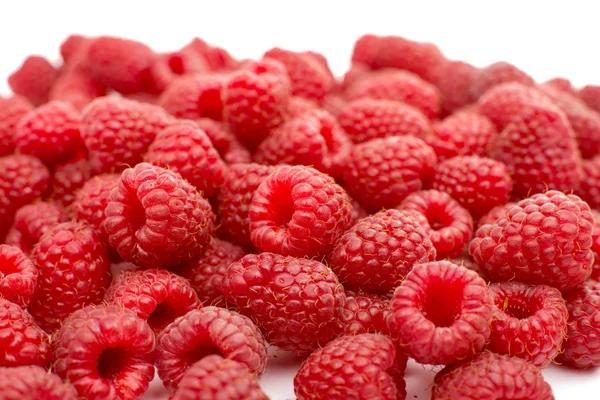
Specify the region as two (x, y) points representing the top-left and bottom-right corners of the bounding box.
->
(145, 120), (227, 197)
(156, 306), (267, 389)
(431, 353), (553, 400)
(341, 63), (372, 91)
(49, 70), (106, 111)
(387, 260), (492, 365)
(264, 48), (334, 101)
(8, 56), (58, 106)
(253, 109), (352, 178)
(435, 60), (478, 114)
(14, 101), (83, 165)
(175, 238), (246, 306)
(0, 366), (77, 400)
(194, 118), (252, 164)
(149, 49), (209, 93)
(172, 355), (267, 400)
(222, 252), (346, 356)
(580, 84), (600, 113)
(544, 77), (577, 95)
(81, 97), (174, 173)
(72, 173), (120, 236)
(0, 298), (51, 367)
(337, 98), (432, 144)
(469, 191), (594, 292)
(328, 208), (436, 292)
(577, 156), (600, 209)
(105, 269), (201, 334)
(29, 222), (111, 332)
(101, 163), (216, 269)
(591, 211), (600, 281)
(0, 96), (32, 156)
(294, 333), (407, 400)
(336, 290), (392, 336)
(83, 36), (156, 94)
(249, 165), (353, 258)
(470, 61), (535, 99)
(343, 136), (437, 212)
(451, 255), (490, 281)
(5, 202), (67, 255)
(47, 154), (93, 206)
(286, 96), (319, 118)
(422, 110), (497, 161)
(183, 38), (239, 71)
(476, 202), (517, 229)
(222, 59), (291, 148)
(52, 305), (155, 399)
(557, 280), (600, 368)
(347, 70), (441, 119)
(216, 163), (275, 247)
(487, 281), (568, 367)
(0, 245), (37, 308)
(429, 156), (513, 220)
(60, 34), (89, 63)
(320, 93), (347, 117)
(158, 73), (227, 121)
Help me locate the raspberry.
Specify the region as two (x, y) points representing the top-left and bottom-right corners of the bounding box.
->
(183, 38), (239, 71)
(487, 281), (568, 367)
(286, 96), (319, 118)
(60, 34), (89, 63)
(249, 165), (353, 258)
(194, 118), (252, 164)
(435, 60), (478, 114)
(222, 59), (291, 148)
(0, 298), (51, 367)
(580, 84), (600, 113)
(476, 202), (518, 229)
(52, 305), (155, 399)
(216, 163), (275, 247)
(174, 238), (246, 306)
(320, 93), (347, 117)
(347, 69), (441, 119)
(336, 290), (392, 336)
(101, 163), (216, 269)
(83, 36), (156, 93)
(429, 156), (513, 220)
(264, 47), (335, 101)
(591, 211), (600, 281)
(557, 280), (600, 368)
(47, 154), (93, 206)
(8, 56), (58, 106)
(0, 245), (37, 308)
(5, 202), (67, 255)
(81, 97), (174, 173)
(145, 120), (227, 197)
(171, 355), (268, 400)
(337, 98), (432, 144)
(387, 261), (492, 365)
(253, 109), (352, 178)
(328, 209), (436, 292)
(29, 222), (111, 332)
(451, 255), (490, 281)
(0, 96), (32, 156)
(105, 269), (201, 334)
(223, 252), (345, 355)
(149, 49), (209, 93)
(294, 333), (407, 400)
(469, 191), (594, 292)
(544, 77), (577, 95)
(156, 306), (267, 389)
(343, 136), (437, 212)
(470, 61), (535, 99)
(49, 70), (106, 111)
(421, 110), (497, 161)
(431, 353), (553, 400)
(72, 173), (120, 236)
(158, 73), (226, 120)
(577, 156), (600, 209)
(0, 366), (77, 400)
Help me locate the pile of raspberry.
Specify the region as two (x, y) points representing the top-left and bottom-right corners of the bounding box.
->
(0, 33), (599, 400)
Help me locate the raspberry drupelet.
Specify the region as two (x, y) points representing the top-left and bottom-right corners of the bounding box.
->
(0, 366), (77, 400)
(5, 202), (67, 255)
(0, 245), (38, 308)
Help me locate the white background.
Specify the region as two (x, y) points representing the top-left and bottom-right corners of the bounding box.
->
(1, 1), (600, 398)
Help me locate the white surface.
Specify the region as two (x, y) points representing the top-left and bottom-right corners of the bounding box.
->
(2, 1), (600, 398)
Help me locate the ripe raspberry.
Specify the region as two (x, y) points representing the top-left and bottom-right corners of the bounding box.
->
(217, 163), (275, 247)
(451, 255), (490, 281)
(431, 353), (553, 400)
(8, 56), (58, 106)
(286, 96), (319, 118)
(557, 280), (600, 368)
(264, 48), (335, 101)
(469, 191), (594, 292)
(83, 36), (156, 94)
(72, 173), (120, 236)
(47, 154), (93, 206)
(183, 38), (239, 71)
(158, 73), (226, 120)
(5, 202), (67, 255)
(347, 69), (441, 119)
(222, 59), (291, 148)
(591, 211), (600, 281)
(249, 165), (353, 258)
(343, 136), (437, 212)
(294, 333), (407, 400)
(580, 84), (600, 113)
(470, 61), (535, 99)
(81, 97), (174, 173)
(52, 305), (155, 399)
(49, 70), (106, 111)
(487, 281), (568, 367)
(253, 109), (352, 178)
(145, 120), (227, 197)
(337, 98), (432, 144)
(223, 252), (345, 355)
(0, 298), (51, 367)
(102, 163), (216, 269)
(175, 238), (246, 306)
(421, 110), (497, 161)
(429, 156), (513, 220)
(0, 96), (32, 156)
(156, 306), (267, 389)
(328, 209), (436, 292)
(29, 222), (111, 332)
(0, 245), (37, 308)
(0, 366), (77, 400)
(577, 156), (600, 209)
(149, 49), (209, 92)
(544, 77), (577, 95)
(60, 34), (89, 63)
(387, 260), (492, 365)
(435, 60), (478, 114)
(194, 118), (252, 164)
(336, 290), (392, 336)
(476, 202), (518, 229)
(105, 269), (201, 334)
